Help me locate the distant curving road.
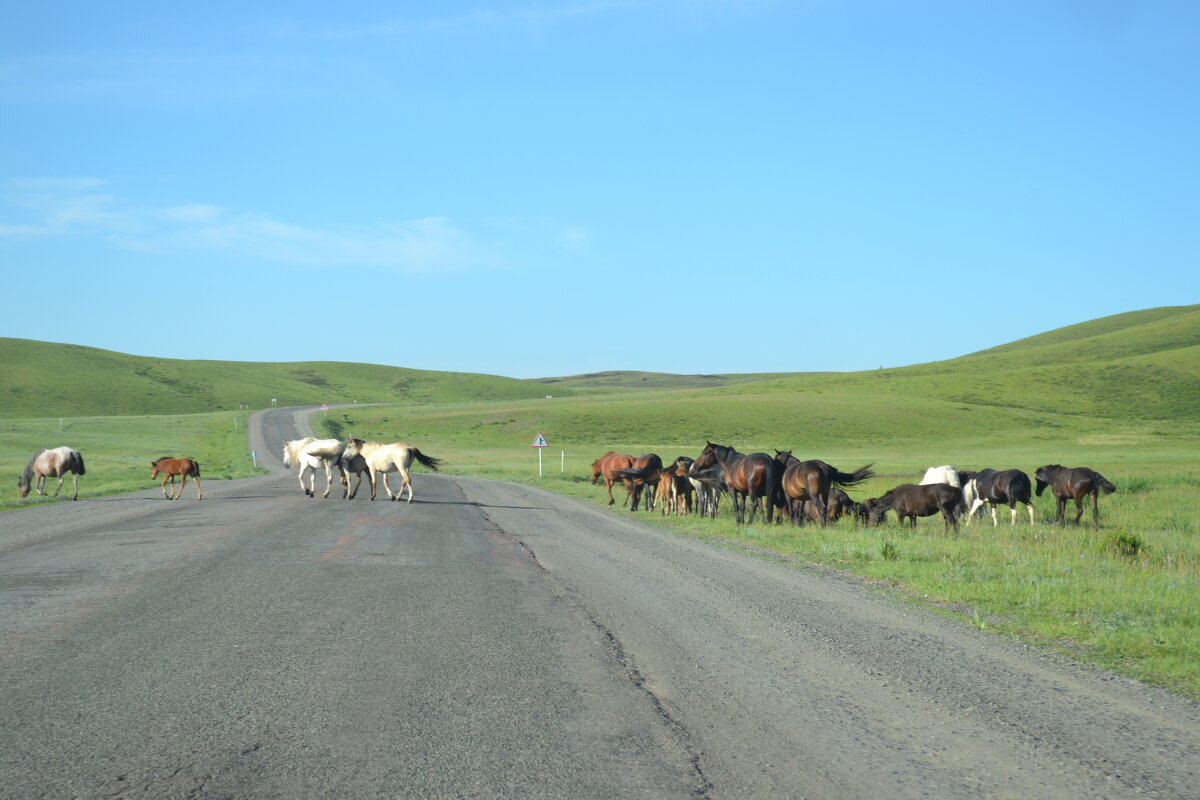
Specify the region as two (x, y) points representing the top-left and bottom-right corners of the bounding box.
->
(1, 407), (1197, 799)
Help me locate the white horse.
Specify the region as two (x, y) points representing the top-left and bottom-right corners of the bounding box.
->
(283, 437), (346, 498)
(344, 438), (442, 502)
(920, 465), (961, 488)
(339, 447), (372, 499)
(18, 446), (85, 500)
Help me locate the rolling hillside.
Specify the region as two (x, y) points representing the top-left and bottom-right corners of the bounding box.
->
(0, 339), (547, 418)
(2, 304), (1197, 420)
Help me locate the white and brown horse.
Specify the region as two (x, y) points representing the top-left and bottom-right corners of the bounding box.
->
(344, 438), (442, 502)
(18, 446), (85, 501)
(283, 437), (346, 498)
(150, 456), (203, 500)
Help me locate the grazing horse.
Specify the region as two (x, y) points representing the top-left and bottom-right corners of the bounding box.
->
(1035, 464), (1117, 526)
(150, 457), (202, 500)
(590, 451), (636, 506)
(611, 453), (664, 512)
(345, 438), (442, 502)
(963, 468), (1034, 526)
(773, 451), (874, 527)
(794, 486), (864, 525)
(17, 446), (85, 501)
(283, 437), (346, 498)
(692, 442), (781, 525)
(867, 483), (962, 532)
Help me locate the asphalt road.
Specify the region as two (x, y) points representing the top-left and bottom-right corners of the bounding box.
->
(2, 407), (1197, 799)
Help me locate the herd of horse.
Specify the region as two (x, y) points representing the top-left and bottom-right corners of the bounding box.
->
(282, 437), (442, 502)
(13, 437), (1117, 528)
(591, 442), (1119, 529)
(14, 438), (442, 504)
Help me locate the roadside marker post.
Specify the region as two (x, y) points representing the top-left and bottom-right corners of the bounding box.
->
(531, 432), (549, 476)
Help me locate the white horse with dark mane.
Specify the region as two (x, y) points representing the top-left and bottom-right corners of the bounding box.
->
(18, 446), (86, 500)
(283, 437), (346, 498)
(344, 438), (442, 502)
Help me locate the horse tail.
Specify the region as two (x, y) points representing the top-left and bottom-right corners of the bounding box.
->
(832, 463), (875, 489)
(1095, 473), (1117, 494)
(191, 460), (201, 478)
(411, 449), (442, 472)
(74, 450), (86, 475)
(612, 466), (655, 482)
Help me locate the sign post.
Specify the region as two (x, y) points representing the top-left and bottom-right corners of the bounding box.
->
(531, 431), (549, 476)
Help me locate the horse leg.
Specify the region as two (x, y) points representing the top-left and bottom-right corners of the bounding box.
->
(193, 472), (203, 500)
(989, 503), (998, 527)
(368, 470), (379, 501)
(1091, 491), (1100, 527)
(321, 462), (335, 499)
(52, 474), (65, 497)
(173, 474), (185, 500)
(1025, 502), (1035, 525)
(298, 468), (310, 497)
(71, 472), (79, 501)
(1008, 502), (1017, 525)
(963, 497), (985, 527)
(1073, 494), (1085, 525)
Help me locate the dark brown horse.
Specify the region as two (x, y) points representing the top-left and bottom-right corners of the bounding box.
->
(692, 442), (781, 524)
(962, 468), (1034, 526)
(611, 453), (664, 511)
(591, 451), (636, 506)
(773, 451), (874, 526)
(793, 486), (864, 525)
(1035, 464), (1117, 526)
(150, 457), (202, 500)
(867, 483), (962, 532)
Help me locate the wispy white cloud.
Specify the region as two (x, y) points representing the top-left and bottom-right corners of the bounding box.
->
(0, 178), (582, 273)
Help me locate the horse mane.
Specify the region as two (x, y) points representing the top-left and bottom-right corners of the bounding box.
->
(18, 449), (46, 488)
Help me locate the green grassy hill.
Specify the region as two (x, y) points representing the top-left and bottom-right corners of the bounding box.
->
(0, 339), (548, 418)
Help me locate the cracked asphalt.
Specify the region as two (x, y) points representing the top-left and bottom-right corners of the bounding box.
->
(1, 408), (1197, 798)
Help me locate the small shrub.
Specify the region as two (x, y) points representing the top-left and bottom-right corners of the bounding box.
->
(881, 540), (899, 561)
(1118, 476), (1151, 494)
(1103, 530), (1146, 559)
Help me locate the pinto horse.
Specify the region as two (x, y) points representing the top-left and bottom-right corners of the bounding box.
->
(150, 457), (202, 500)
(692, 442), (781, 524)
(962, 468), (1034, 526)
(611, 453), (664, 511)
(590, 451), (636, 506)
(17, 446), (85, 501)
(867, 483), (962, 532)
(344, 438), (442, 502)
(1035, 464), (1117, 526)
(283, 437), (347, 498)
(773, 451), (874, 526)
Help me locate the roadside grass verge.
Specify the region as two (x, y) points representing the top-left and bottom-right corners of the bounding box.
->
(321, 397), (1200, 701)
(1, 412), (263, 510)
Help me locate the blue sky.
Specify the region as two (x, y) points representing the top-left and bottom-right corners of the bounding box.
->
(2, 1), (1197, 378)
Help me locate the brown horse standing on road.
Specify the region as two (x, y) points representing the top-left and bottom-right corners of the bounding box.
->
(150, 457), (203, 500)
(1035, 464), (1117, 526)
(692, 442), (781, 525)
(591, 451), (636, 506)
(18, 446), (86, 501)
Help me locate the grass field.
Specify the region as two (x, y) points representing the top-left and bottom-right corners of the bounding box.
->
(313, 389), (1200, 701)
(3, 305), (1198, 699)
(0, 411), (263, 509)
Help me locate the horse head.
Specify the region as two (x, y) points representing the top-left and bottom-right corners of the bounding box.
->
(1034, 464), (1061, 496)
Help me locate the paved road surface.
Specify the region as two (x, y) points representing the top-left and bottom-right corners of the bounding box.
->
(1, 407), (1197, 799)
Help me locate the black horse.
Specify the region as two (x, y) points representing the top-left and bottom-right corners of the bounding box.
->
(1035, 465), (1117, 526)
(867, 483), (962, 533)
(962, 468), (1035, 526)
